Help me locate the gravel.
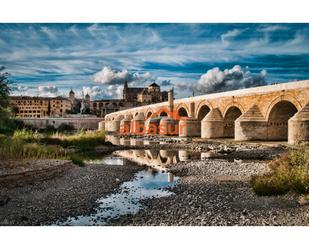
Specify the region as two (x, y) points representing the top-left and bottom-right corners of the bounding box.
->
(1, 140), (306, 226)
(111, 158), (309, 226)
(0, 159), (144, 225)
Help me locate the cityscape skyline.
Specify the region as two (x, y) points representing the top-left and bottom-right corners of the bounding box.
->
(1, 23), (309, 99)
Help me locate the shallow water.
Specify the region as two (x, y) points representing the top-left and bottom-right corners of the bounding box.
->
(56, 155), (179, 226)
(55, 144), (212, 226)
(85, 155), (125, 165)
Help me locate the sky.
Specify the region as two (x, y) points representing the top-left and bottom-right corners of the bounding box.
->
(1, 23), (309, 100)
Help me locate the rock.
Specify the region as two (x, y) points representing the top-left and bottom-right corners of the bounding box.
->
(0, 195), (10, 206)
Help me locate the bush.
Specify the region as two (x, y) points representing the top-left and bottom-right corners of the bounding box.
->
(251, 147), (309, 196)
(45, 125), (57, 133)
(70, 154), (85, 167)
(57, 123), (74, 133)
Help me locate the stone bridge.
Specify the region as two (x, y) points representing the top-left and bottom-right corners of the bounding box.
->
(104, 80), (309, 144)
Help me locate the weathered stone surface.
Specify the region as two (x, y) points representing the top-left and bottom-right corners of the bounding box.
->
(201, 108), (224, 138)
(179, 117), (200, 137)
(288, 102), (309, 144)
(21, 116), (103, 130)
(235, 105), (268, 141)
(105, 80), (309, 143)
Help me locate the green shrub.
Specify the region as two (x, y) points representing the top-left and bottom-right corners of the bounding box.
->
(57, 123), (75, 132)
(252, 147), (309, 196)
(70, 154), (85, 167)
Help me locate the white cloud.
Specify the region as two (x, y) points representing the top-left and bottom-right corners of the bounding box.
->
(11, 84), (61, 97)
(221, 29), (243, 46)
(38, 85), (58, 93)
(196, 65), (267, 93)
(93, 66), (154, 86)
(258, 25), (288, 33)
(82, 85), (123, 100)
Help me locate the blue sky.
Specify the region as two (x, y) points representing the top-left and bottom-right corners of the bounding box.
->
(1, 23), (309, 99)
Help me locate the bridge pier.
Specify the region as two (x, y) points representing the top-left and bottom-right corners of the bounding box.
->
(179, 117), (200, 137)
(145, 116), (161, 135)
(130, 113), (145, 135)
(201, 108), (224, 138)
(288, 102), (309, 144)
(120, 115), (132, 135)
(109, 115), (124, 133)
(159, 117), (179, 136)
(235, 105), (268, 141)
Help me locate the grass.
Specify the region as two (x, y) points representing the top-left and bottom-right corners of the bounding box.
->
(0, 129), (105, 165)
(12, 129), (42, 143)
(0, 137), (67, 160)
(251, 147), (309, 196)
(45, 129), (106, 149)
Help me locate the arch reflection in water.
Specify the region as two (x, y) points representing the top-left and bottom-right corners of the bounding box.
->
(114, 149), (201, 169)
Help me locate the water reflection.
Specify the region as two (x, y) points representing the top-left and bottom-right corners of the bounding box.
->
(84, 155), (127, 165)
(114, 149), (201, 169)
(106, 135), (163, 146)
(56, 168), (178, 226)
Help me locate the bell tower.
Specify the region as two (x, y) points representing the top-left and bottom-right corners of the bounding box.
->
(123, 81), (128, 101)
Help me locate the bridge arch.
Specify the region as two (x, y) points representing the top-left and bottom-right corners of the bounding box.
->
(267, 99), (298, 140)
(155, 106), (169, 117)
(145, 108), (154, 119)
(223, 105), (243, 138)
(222, 102), (245, 118)
(265, 94), (302, 120)
(195, 100), (213, 121)
(175, 104), (190, 118)
(177, 107), (189, 117)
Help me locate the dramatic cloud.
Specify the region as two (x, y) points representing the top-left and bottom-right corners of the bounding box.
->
(1, 24), (309, 98)
(83, 85), (123, 100)
(93, 66), (153, 86)
(195, 65), (267, 93)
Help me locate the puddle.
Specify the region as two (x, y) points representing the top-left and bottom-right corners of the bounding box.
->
(56, 167), (178, 226)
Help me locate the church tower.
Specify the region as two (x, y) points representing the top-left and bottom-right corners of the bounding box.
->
(123, 81), (128, 101)
(69, 88), (75, 106)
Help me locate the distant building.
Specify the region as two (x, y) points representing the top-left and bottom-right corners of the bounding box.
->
(91, 81), (169, 117)
(9, 96), (71, 118)
(10, 81), (170, 118)
(123, 81), (168, 104)
(9, 96), (50, 118)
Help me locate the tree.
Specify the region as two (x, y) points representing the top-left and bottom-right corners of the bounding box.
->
(0, 66), (11, 130)
(0, 66), (10, 109)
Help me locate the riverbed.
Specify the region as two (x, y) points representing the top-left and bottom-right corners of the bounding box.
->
(1, 137), (309, 226)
